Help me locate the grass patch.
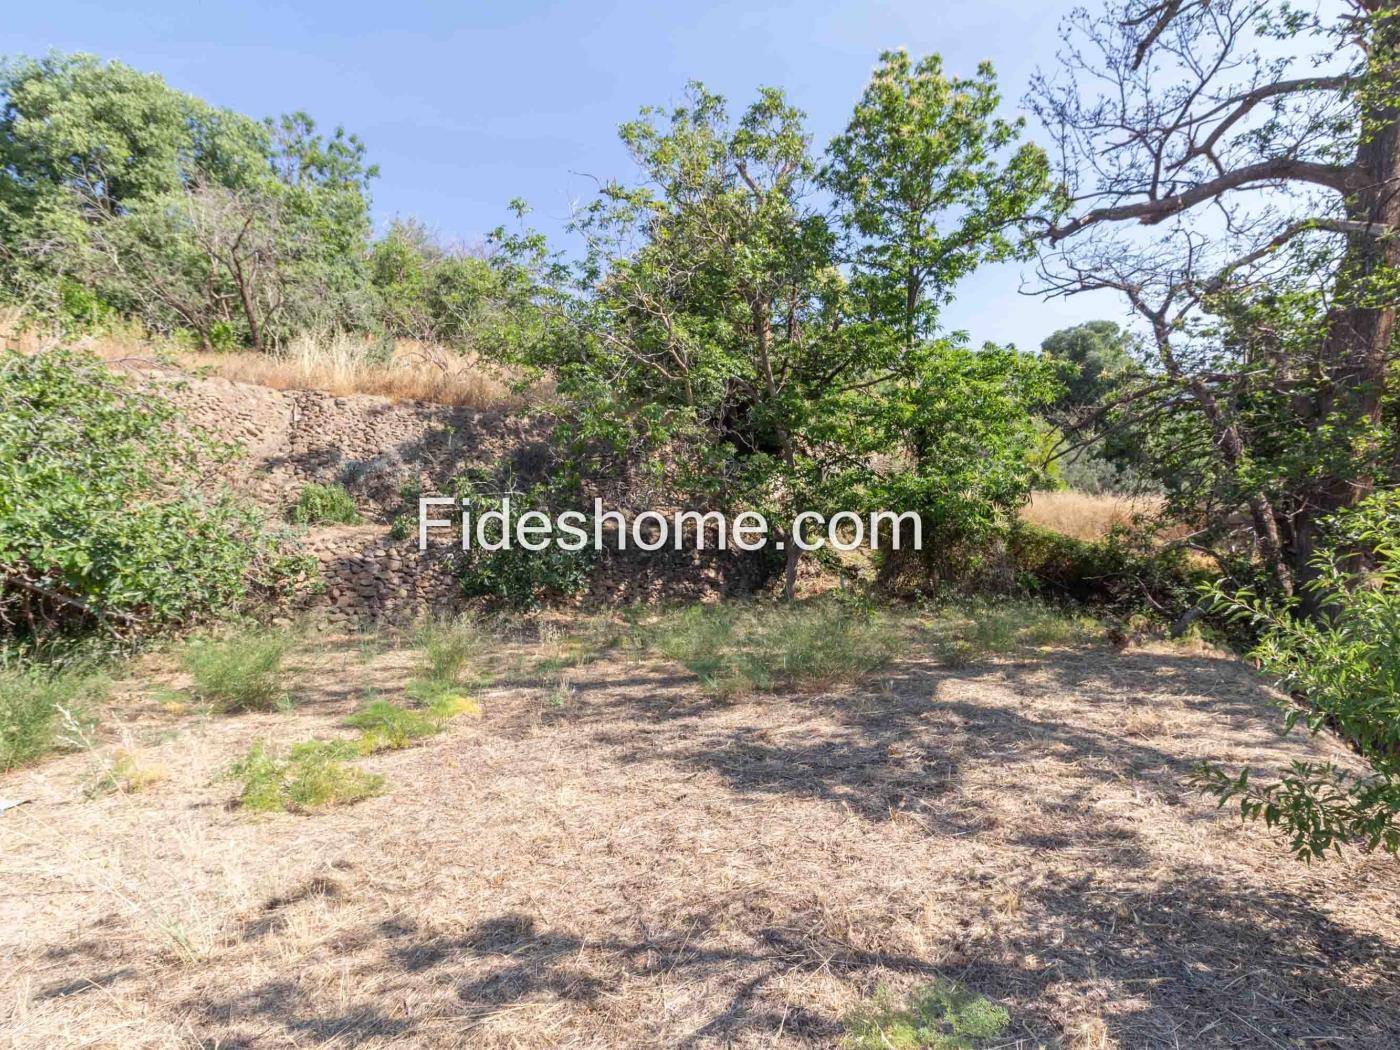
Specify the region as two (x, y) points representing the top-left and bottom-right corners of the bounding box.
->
(0, 662), (108, 772)
(919, 599), (1101, 666)
(634, 600), (898, 697)
(414, 615), (481, 685)
(224, 738), (383, 813)
(182, 629), (293, 711)
(288, 482), (362, 525)
(843, 980), (1011, 1049)
(347, 699), (445, 752)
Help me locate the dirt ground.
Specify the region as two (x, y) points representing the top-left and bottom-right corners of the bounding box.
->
(2, 630), (1398, 1049)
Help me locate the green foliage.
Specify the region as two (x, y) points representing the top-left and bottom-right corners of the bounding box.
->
(842, 980), (1011, 1049)
(1196, 491), (1400, 858)
(1, 52), (376, 347)
(224, 737), (383, 813)
(182, 629), (292, 712)
(451, 468), (595, 608)
(345, 698), (444, 752)
(1040, 321), (1141, 415)
(494, 61), (1057, 596)
(634, 600), (897, 696)
(919, 598), (1101, 666)
(824, 49), (1050, 348)
(288, 482), (361, 525)
(0, 349), (307, 636)
(1009, 523), (1211, 623)
(414, 614), (481, 685)
(0, 659), (107, 771)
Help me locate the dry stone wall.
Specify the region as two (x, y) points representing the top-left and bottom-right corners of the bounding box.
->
(135, 367), (773, 622)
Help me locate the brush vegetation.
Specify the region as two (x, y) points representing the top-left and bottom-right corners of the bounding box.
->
(636, 601), (898, 697)
(225, 738), (383, 813)
(182, 629), (293, 711)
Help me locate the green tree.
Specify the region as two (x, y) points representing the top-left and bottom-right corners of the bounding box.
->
(498, 67), (1060, 597)
(824, 49), (1051, 352)
(0, 52), (377, 346)
(1040, 320), (1140, 414)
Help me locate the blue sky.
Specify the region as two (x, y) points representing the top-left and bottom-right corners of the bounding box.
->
(5, 0), (1127, 350)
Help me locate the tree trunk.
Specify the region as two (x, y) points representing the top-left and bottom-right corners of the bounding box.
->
(1292, 5), (1400, 609)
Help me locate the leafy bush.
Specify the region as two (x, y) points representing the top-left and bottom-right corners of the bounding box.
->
(843, 980), (1010, 1049)
(1010, 522), (1211, 624)
(451, 468), (595, 609)
(0, 661), (108, 771)
(635, 600), (896, 697)
(0, 349), (308, 637)
(225, 738), (383, 813)
(182, 630), (292, 711)
(288, 483), (362, 525)
(1196, 491), (1400, 858)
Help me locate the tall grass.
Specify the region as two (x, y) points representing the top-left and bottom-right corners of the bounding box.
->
(192, 332), (519, 408)
(182, 630), (292, 712)
(920, 599), (1102, 666)
(0, 662), (109, 771)
(1021, 490), (1160, 541)
(636, 601), (898, 697)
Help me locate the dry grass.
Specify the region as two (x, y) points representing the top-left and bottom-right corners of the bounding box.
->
(1022, 490), (1162, 541)
(186, 332), (522, 409)
(3, 622), (1399, 1048)
(0, 309), (528, 409)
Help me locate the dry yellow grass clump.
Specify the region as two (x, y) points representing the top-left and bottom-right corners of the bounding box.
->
(1022, 489), (1160, 541)
(186, 332), (522, 409)
(1, 309), (526, 409)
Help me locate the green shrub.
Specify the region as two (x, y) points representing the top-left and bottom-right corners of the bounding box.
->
(0, 662), (108, 771)
(1010, 522), (1211, 623)
(1196, 491), (1400, 858)
(183, 630), (292, 711)
(225, 738), (382, 813)
(0, 348), (308, 637)
(451, 468), (594, 609)
(636, 600), (897, 697)
(843, 980), (1010, 1049)
(288, 483), (362, 526)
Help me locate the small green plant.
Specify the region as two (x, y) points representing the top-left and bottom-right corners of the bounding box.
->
(182, 629), (292, 711)
(842, 980), (1010, 1049)
(415, 615), (480, 685)
(635, 600), (898, 697)
(224, 738), (382, 813)
(920, 598), (1101, 665)
(288, 483), (362, 525)
(0, 662), (108, 771)
(346, 699), (444, 752)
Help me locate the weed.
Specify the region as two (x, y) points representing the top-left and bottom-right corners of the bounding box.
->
(346, 699), (444, 752)
(920, 599), (1100, 666)
(224, 738), (381, 813)
(182, 629), (292, 711)
(0, 662), (109, 771)
(843, 980), (1010, 1049)
(288, 482), (362, 525)
(414, 615), (480, 686)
